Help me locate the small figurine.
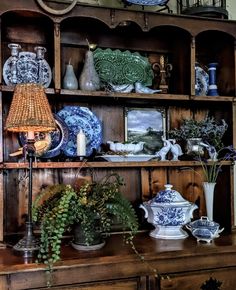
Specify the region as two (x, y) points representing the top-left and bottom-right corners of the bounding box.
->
(200, 142), (218, 161)
(9, 140), (50, 157)
(134, 82), (162, 94)
(155, 137), (171, 161)
(169, 139), (183, 161)
(108, 83), (134, 93)
(152, 55), (173, 93)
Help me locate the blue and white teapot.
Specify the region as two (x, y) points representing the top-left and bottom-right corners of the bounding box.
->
(140, 184), (198, 239)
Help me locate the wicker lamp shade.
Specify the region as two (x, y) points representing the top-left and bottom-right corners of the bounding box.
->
(5, 83), (56, 133)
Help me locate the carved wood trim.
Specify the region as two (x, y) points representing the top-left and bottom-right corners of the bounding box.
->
(35, 0), (77, 15)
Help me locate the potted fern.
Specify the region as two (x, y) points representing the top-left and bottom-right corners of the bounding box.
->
(32, 173), (139, 269)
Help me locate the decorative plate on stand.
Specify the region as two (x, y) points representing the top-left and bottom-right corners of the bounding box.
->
(3, 51), (52, 88)
(57, 106), (102, 157)
(125, 0), (169, 5)
(195, 65), (209, 96)
(93, 48), (154, 86)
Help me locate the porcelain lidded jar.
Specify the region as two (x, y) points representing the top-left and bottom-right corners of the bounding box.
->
(140, 184), (198, 239)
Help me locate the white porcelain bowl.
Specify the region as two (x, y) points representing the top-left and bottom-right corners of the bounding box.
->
(107, 141), (145, 154)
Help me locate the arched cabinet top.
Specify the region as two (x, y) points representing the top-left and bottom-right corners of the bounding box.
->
(0, 0), (236, 39)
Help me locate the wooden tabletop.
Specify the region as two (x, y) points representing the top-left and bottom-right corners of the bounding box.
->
(1, 231), (236, 275)
(0, 232), (236, 289)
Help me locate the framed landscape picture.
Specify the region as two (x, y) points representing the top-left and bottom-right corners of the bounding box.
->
(125, 107), (166, 155)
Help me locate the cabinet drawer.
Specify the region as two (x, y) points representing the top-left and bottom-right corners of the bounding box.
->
(161, 268), (236, 290)
(49, 279), (139, 290)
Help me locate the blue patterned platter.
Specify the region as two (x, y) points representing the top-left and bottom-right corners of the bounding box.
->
(195, 65), (209, 96)
(19, 114), (69, 158)
(93, 48), (154, 86)
(57, 106), (102, 157)
(126, 0), (169, 5)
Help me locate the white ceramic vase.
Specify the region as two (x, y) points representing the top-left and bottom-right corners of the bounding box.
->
(79, 50), (100, 91)
(63, 64), (78, 90)
(203, 182), (216, 221)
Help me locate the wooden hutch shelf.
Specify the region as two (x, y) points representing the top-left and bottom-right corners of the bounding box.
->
(2, 85), (234, 102)
(0, 1), (236, 289)
(1, 160), (232, 169)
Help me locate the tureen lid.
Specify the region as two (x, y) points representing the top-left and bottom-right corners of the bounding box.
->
(151, 184), (189, 204)
(188, 216), (220, 229)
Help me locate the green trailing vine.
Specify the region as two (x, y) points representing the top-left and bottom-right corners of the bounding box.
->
(33, 184), (78, 269)
(33, 173), (138, 267)
(32, 173), (162, 287)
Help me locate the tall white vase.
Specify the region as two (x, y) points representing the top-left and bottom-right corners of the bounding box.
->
(203, 182), (216, 221)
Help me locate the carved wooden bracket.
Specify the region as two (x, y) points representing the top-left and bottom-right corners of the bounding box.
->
(35, 0), (77, 15)
(200, 277), (223, 290)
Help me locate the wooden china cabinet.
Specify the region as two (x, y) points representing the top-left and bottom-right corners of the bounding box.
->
(0, 1), (236, 289)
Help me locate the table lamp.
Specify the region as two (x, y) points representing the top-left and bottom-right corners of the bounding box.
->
(5, 83), (56, 258)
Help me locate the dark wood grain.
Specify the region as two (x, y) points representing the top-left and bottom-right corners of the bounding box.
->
(1, 232), (236, 289)
(0, 4), (236, 288)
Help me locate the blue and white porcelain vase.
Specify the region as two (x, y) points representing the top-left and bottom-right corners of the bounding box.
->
(207, 62), (219, 96)
(140, 184), (198, 239)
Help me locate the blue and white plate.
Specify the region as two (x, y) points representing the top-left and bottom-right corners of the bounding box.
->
(19, 114), (69, 158)
(195, 65), (209, 96)
(42, 114), (69, 158)
(57, 106), (102, 157)
(125, 0), (169, 6)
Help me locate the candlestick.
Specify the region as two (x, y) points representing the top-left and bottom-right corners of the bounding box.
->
(27, 131), (35, 140)
(77, 129), (86, 157)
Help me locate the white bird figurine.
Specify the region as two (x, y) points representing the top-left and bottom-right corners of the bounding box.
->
(108, 83), (134, 93)
(155, 138), (171, 161)
(135, 82), (162, 94)
(169, 139), (183, 161)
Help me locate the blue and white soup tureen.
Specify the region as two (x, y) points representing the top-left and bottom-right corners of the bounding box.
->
(140, 184), (198, 239)
(186, 216), (224, 243)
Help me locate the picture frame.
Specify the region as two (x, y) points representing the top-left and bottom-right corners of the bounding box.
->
(124, 107), (166, 155)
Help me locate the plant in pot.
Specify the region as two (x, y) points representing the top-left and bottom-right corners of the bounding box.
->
(168, 117), (228, 156)
(32, 173), (139, 271)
